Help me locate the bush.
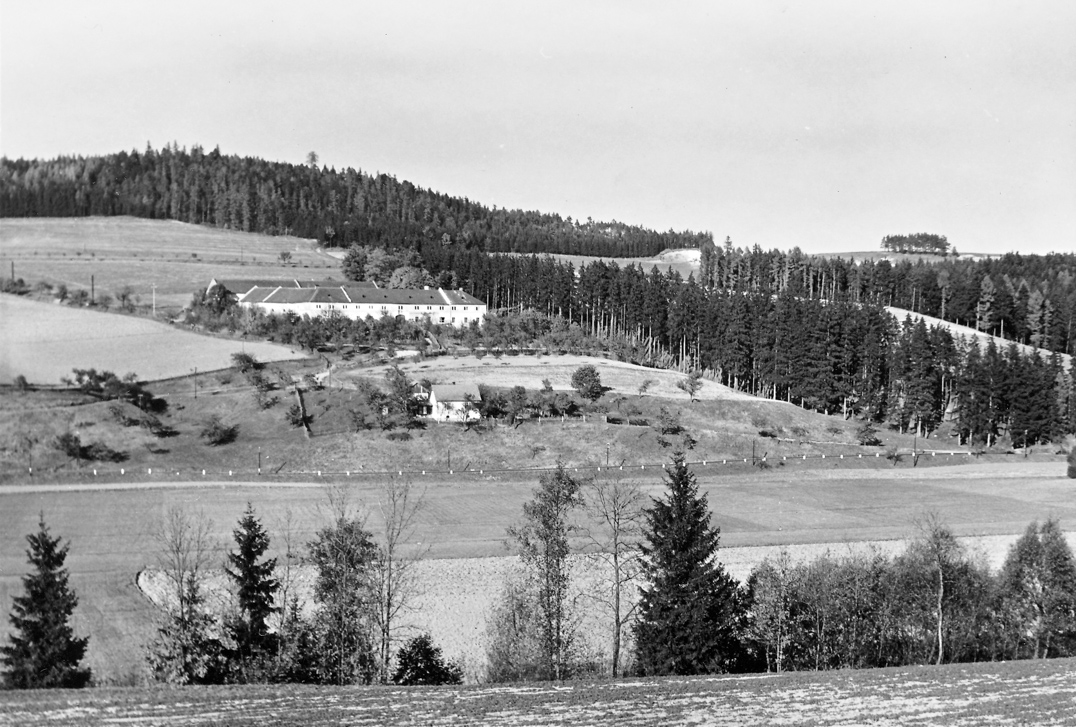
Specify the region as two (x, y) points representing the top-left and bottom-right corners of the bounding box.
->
(386, 431), (412, 442)
(231, 352), (261, 373)
(758, 429), (778, 439)
(200, 415), (238, 446)
(856, 422), (882, 446)
(54, 432), (82, 459)
(13, 375), (30, 391)
(82, 442), (127, 462)
(285, 404), (307, 428)
(53, 433), (127, 462)
(571, 364), (603, 402)
(392, 634), (463, 686)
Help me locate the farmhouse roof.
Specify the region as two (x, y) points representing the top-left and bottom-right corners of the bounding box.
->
(209, 278), (372, 296)
(239, 286), (486, 307)
(431, 383), (482, 402)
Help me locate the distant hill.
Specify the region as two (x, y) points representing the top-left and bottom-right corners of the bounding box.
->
(0, 145), (711, 258)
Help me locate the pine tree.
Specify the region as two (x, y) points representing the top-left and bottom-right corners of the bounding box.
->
(2, 516), (91, 689)
(634, 452), (745, 675)
(225, 503), (279, 673)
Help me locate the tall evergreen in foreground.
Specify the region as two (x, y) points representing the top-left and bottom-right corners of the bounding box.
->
(225, 503), (279, 677)
(1, 516), (91, 688)
(633, 453), (745, 675)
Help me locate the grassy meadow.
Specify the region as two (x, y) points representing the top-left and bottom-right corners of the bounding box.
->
(0, 294), (308, 385)
(1, 657), (1073, 726)
(0, 217), (341, 310)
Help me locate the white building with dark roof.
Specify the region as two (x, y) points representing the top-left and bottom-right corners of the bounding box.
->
(235, 284), (486, 327)
(427, 383), (482, 422)
(207, 278), (372, 297)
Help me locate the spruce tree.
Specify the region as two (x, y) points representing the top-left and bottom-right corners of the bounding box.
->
(2, 516), (91, 689)
(633, 452), (745, 675)
(225, 503), (279, 673)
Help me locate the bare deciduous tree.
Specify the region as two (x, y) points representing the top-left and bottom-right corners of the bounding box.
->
(583, 473), (644, 677)
(371, 475), (428, 683)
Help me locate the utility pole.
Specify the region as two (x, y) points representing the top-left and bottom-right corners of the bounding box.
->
(257, 447), (262, 474)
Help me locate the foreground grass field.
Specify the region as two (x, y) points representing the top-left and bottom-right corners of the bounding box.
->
(0, 460), (1071, 683)
(2, 657), (1073, 726)
(0, 295), (308, 385)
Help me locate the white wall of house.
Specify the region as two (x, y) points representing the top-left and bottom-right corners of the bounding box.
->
(243, 301), (486, 326)
(429, 395), (480, 422)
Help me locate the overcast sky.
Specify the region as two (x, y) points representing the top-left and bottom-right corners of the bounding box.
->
(2, 1), (1073, 255)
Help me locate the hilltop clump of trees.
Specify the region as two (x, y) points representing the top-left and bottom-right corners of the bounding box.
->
(881, 233), (950, 256)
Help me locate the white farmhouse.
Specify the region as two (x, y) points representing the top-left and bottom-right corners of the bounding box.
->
(427, 383), (482, 422)
(235, 285), (486, 327)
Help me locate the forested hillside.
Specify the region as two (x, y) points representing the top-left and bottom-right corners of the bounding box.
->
(697, 240), (1076, 357)
(3, 145), (1074, 445)
(0, 145), (709, 257)
(409, 247), (1076, 446)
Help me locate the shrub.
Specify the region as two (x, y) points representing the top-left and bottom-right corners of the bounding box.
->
(758, 429), (777, 439)
(571, 364), (603, 402)
(82, 442), (127, 462)
(13, 375), (30, 391)
(231, 352), (260, 373)
(200, 415), (238, 446)
(386, 431), (412, 442)
(54, 432), (83, 459)
(790, 426), (809, 438)
(285, 404), (307, 428)
(392, 634), (463, 686)
(856, 422), (883, 446)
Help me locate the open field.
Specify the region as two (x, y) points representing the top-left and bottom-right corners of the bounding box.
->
(0, 460), (1072, 683)
(0, 294), (308, 385)
(2, 657), (1073, 726)
(353, 351), (755, 401)
(0, 217), (341, 310)
(506, 248), (701, 280)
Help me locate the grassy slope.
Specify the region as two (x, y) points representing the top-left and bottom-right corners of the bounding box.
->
(0, 217), (341, 310)
(0, 294), (308, 385)
(2, 657), (1073, 726)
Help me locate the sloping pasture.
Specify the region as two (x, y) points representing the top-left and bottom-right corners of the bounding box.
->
(0, 294), (307, 385)
(0, 217), (341, 309)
